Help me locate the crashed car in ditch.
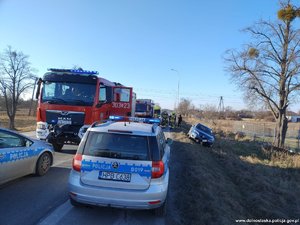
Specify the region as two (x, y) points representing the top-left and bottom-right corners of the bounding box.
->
(187, 123), (215, 147)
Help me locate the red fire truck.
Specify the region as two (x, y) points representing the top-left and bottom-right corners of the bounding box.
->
(35, 68), (135, 151)
(135, 99), (154, 118)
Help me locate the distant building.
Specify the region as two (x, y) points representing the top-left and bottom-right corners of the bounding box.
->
(287, 115), (300, 122)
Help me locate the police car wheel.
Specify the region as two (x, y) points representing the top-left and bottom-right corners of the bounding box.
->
(36, 152), (51, 176)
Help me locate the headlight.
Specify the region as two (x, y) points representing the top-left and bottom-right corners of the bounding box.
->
(192, 130), (199, 136)
(37, 122), (47, 130)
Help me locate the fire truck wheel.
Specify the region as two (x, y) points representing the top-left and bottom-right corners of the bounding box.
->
(52, 142), (63, 152)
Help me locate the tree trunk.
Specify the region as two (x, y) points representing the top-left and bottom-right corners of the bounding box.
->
(8, 114), (16, 130)
(274, 112), (288, 148)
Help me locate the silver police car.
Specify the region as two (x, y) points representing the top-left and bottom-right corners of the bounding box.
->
(68, 116), (172, 216)
(0, 128), (54, 185)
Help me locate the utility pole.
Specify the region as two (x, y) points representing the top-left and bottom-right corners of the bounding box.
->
(218, 96), (224, 112)
(170, 69), (180, 112)
(218, 96), (224, 118)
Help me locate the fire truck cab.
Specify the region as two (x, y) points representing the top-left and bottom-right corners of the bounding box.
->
(135, 99), (155, 118)
(35, 68), (134, 151)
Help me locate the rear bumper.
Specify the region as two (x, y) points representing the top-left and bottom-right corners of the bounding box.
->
(68, 170), (168, 209)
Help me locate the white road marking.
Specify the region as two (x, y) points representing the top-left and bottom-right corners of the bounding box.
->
(38, 200), (72, 225)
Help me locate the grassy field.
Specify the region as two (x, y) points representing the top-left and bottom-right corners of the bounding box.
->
(0, 110), (36, 132)
(167, 117), (300, 225)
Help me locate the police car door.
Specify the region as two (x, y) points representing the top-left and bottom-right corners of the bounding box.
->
(0, 130), (33, 184)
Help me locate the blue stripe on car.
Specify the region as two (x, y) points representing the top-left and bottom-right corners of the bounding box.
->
(81, 160), (152, 178)
(0, 147), (45, 164)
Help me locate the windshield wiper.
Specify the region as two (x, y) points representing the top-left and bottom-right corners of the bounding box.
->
(92, 149), (142, 160)
(72, 99), (89, 106)
(44, 97), (66, 104)
(92, 149), (121, 158)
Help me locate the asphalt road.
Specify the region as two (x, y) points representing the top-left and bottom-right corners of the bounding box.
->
(0, 132), (166, 225)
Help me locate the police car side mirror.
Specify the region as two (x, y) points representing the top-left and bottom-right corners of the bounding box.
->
(26, 140), (31, 147)
(166, 138), (173, 145)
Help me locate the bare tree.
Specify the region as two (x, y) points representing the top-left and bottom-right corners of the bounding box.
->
(0, 46), (36, 129)
(202, 104), (219, 120)
(225, 1), (300, 148)
(177, 98), (193, 116)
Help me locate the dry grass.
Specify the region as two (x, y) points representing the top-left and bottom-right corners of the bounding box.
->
(167, 118), (300, 225)
(0, 110), (36, 132)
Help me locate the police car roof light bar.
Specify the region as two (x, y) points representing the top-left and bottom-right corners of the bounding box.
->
(109, 115), (161, 124)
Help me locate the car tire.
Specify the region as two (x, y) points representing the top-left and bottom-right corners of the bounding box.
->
(36, 152), (52, 176)
(70, 197), (82, 207)
(52, 142), (63, 152)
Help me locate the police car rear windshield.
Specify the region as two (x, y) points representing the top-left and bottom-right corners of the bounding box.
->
(83, 132), (149, 160)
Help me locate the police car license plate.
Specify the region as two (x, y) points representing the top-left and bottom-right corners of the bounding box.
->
(99, 171), (131, 182)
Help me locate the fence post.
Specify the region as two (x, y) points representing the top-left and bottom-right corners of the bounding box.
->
(274, 127), (276, 144)
(297, 128), (300, 151)
(263, 123), (265, 141)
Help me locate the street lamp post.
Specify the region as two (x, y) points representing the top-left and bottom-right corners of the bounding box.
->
(171, 69), (180, 111)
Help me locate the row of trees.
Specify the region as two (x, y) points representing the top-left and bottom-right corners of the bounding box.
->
(175, 98), (297, 122)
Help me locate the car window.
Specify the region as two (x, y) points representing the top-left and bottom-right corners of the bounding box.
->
(149, 136), (160, 161)
(196, 124), (211, 134)
(83, 132), (149, 160)
(0, 130), (29, 148)
(157, 130), (166, 156)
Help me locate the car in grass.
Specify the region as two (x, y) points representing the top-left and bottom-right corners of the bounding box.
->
(187, 123), (215, 146)
(68, 116), (172, 216)
(0, 128), (54, 185)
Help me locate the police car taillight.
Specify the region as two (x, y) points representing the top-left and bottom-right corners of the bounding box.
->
(151, 161), (164, 178)
(72, 154), (82, 172)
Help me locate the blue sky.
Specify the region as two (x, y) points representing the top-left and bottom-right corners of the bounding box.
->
(0, 0), (292, 111)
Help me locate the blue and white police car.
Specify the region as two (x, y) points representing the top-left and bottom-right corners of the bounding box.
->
(0, 128), (54, 185)
(68, 116), (172, 216)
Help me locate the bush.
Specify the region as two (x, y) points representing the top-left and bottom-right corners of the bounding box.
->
(235, 132), (246, 140)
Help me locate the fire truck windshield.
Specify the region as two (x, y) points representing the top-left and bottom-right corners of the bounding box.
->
(42, 81), (96, 106)
(136, 103), (148, 112)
